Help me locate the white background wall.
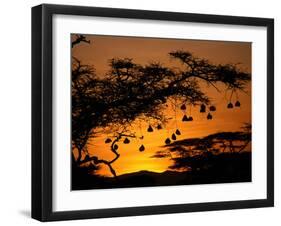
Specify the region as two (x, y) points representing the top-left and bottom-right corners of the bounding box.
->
(0, 0), (279, 225)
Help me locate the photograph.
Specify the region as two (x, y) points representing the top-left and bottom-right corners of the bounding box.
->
(30, 3), (274, 221)
(71, 34), (252, 190)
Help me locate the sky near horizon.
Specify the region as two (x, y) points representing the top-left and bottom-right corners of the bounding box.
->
(72, 34), (252, 177)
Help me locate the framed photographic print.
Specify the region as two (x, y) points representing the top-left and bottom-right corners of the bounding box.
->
(32, 4), (274, 221)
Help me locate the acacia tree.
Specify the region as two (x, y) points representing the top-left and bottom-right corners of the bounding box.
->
(71, 36), (251, 177)
(151, 124), (251, 171)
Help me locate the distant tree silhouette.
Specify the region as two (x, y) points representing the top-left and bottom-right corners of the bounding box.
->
(71, 37), (251, 177)
(151, 124), (251, 171)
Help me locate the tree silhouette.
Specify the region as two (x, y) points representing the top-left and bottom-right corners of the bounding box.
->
(72, 34), (91, 48)
(151, 124), (251, 171)
(71, 37), (251, 177)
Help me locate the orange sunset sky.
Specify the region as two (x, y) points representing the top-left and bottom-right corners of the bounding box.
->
(72, 34), (252, 177)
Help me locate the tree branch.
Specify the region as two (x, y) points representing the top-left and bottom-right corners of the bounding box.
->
(77, 133), (136, 177)
(72, 35), (90, 48)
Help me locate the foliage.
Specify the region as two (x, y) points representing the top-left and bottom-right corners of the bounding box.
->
(151, 124), (251, 171)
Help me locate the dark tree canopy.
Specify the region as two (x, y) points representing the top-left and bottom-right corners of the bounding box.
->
(151, 124), (251, 171)
(71, 38), (251, 177)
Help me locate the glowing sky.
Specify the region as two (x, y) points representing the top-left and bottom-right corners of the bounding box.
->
(72, 34), (251, 177)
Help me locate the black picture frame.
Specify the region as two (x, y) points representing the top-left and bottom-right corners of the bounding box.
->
(32, 3), (274, 222)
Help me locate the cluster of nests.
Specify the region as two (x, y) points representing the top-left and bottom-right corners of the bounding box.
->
(103, 141), (144, 151)
(164, 128), (181, 145)
(180, 103), (215, 121)
(227, 101), (241, 108)
(103, 124), (171, 152)
(104, 100), (241, 152)
(181, 100), (241, 122)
